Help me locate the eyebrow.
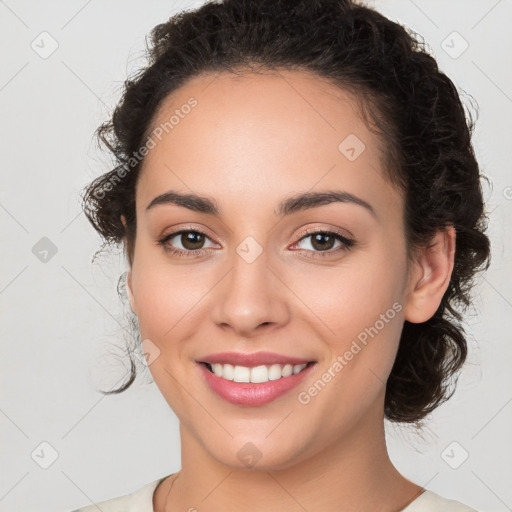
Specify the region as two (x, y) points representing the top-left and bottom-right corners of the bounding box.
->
(145, 189), (376, 219)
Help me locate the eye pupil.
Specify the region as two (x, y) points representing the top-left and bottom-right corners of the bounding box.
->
(182, 232), (205, 250)
(311, 233), (335, 251)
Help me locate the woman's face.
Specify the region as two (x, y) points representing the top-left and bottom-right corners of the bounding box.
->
(127, 70), (415, 469)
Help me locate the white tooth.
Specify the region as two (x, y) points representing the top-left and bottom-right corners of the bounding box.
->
(222, 363), (235, 380)
(250, 365), (269, 383)
(281, 364), (293, 377)
(209, 362), (308, 382)
(293, 363), (307, 375)
(268, 364), (283, 380)
(233, 365), (251, 382)
(212, 363), (223, 377)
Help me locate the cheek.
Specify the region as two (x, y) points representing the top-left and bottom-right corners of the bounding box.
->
(130, 254), (218, 343)
(286, 247), (407, 380)
(288, 255), (406, 430)
(291, 250), (406, 334)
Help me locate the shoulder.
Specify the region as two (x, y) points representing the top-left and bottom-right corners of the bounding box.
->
(66, 475), (169, 512)
(402, 490), (478, 512)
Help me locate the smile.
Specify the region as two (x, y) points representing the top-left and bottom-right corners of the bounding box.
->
(197, 361), (316, 406)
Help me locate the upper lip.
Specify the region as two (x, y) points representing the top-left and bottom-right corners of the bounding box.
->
(197, 351), (315, 367)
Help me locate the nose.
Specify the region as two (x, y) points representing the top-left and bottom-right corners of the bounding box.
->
(210, 247), (291, 338)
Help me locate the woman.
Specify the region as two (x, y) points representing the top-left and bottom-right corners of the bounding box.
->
(72, 0), (490, 510)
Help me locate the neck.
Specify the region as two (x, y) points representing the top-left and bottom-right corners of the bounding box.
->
(154, 401), (423, 512)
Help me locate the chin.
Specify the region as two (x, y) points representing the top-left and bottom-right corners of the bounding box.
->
(204, 434), (315, 472)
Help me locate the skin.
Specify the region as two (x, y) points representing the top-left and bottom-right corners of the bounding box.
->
(123, 69), (455, 512)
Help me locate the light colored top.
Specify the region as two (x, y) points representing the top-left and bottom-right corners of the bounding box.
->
(68, 474), (478, 512)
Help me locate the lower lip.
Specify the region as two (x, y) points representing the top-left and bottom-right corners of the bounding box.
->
(197, 362), (316, 406)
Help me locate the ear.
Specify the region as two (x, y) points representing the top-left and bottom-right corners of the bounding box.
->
(403, 226), (456, 323)
(121, 214), (136, 314)
(120, 214), (135, 268)
(126, 270), (137, 315)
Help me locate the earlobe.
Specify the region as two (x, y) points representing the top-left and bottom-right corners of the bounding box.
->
(403, 226), (456, 323)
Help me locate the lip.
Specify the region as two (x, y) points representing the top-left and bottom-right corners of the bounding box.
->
(196, 361), (316, 406)
(197, 351), (314, 367)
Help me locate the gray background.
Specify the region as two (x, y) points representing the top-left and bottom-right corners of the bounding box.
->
(0, 1), (510, 511)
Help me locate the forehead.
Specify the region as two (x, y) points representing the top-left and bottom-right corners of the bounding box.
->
(136, 69), (399, 217)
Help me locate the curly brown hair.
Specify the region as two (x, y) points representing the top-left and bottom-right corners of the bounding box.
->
(82, 0), (491, 423)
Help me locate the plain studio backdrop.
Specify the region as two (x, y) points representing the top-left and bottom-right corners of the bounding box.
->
(0, 1), (510, 511)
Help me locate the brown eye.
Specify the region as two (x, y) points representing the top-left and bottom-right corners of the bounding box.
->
(157, 228), (217, 257)
(292, 229), (355, 259)
(309, 232), (337, 251)
(179, 231), (206, 250)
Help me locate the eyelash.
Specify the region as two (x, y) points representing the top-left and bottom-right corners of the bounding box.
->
(157, 227), (355, 259)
